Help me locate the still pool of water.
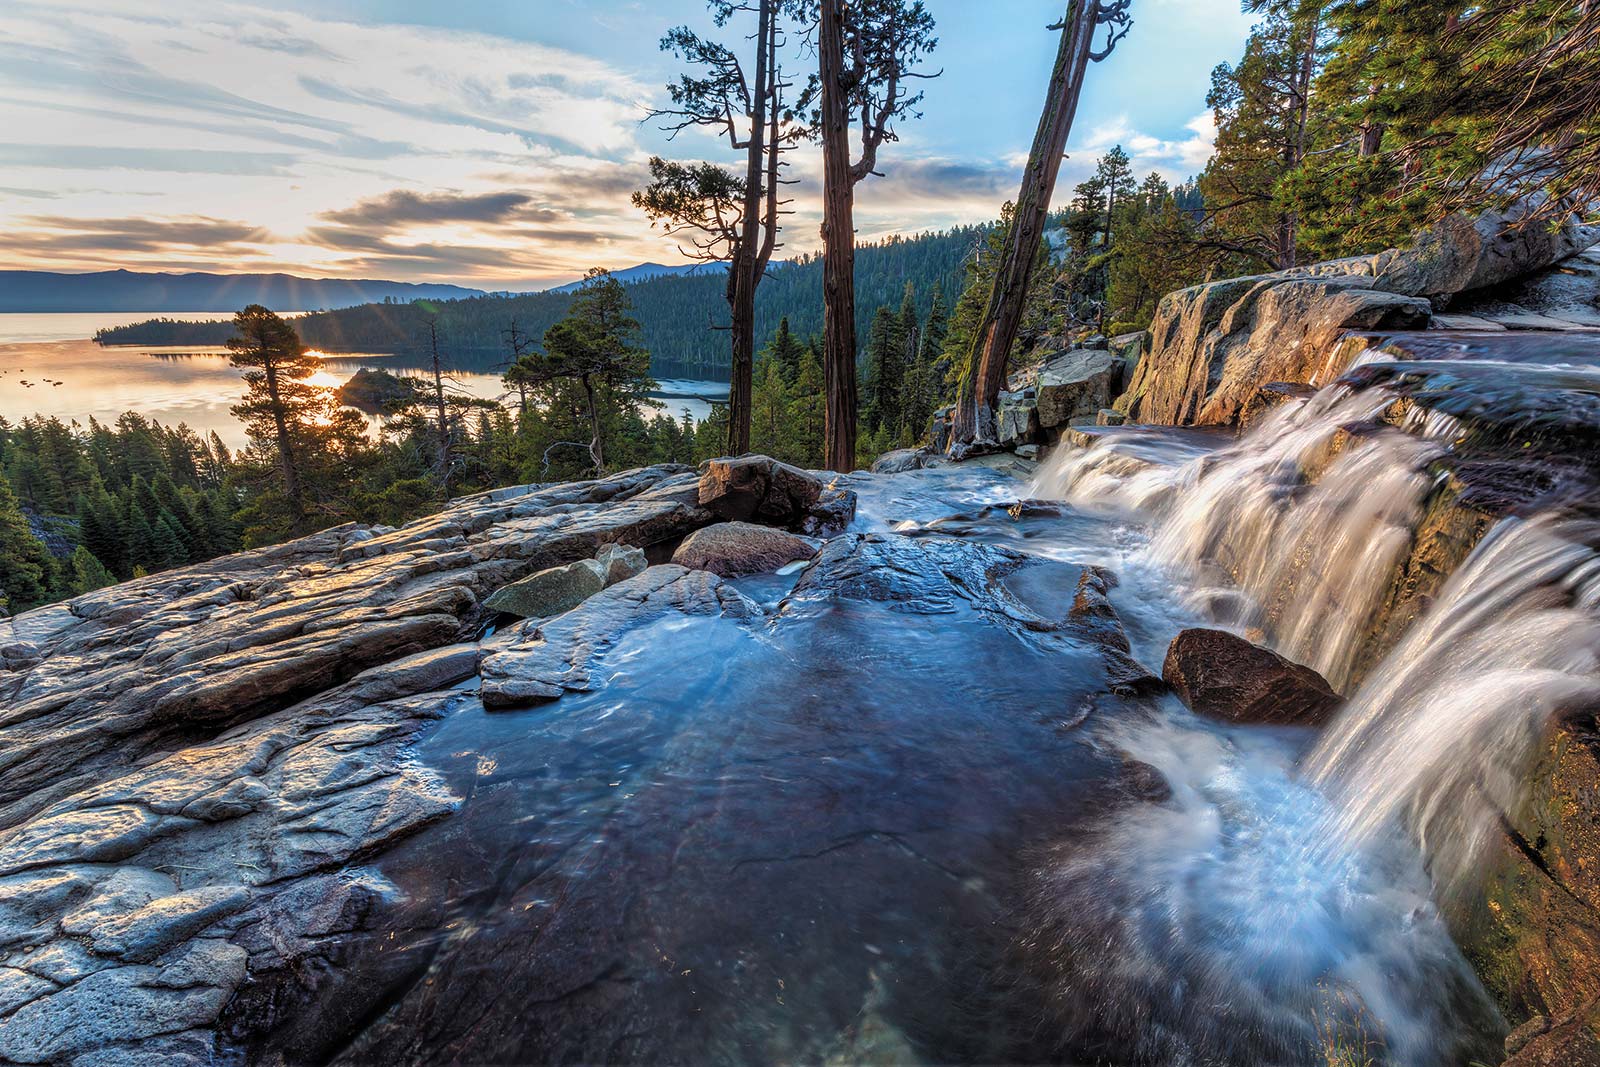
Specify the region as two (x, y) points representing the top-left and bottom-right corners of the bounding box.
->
(0, 313), (728, 448)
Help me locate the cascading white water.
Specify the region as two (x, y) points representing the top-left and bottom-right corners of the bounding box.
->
(1306, 516), (1600, 891)
(1031, 385), (1445, 690)
(1024, 368), (1600, 1063)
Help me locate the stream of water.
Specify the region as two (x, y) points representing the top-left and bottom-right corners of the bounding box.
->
(1020, 356), (1600, 1064)
(233, 334), (1599, 1065)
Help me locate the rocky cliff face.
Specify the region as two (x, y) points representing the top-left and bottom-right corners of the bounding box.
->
(1115, 202), (1600, 427)
(1451, 715), (1600, 1064)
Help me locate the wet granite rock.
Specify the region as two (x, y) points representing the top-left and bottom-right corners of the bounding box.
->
(1455, 246), (1600, 331)
(480, 565), (764, 709)
(799, 487), (858, 537)
(1116, 200), (1598, 427)
(1035, 349), (1117, 429)
(698, 455), (822, 526)
(0, 938), (246, 1064)
(1240, 381), (1317, 431)
(484, 558), (607, 619)
(997, 389), (1041, 445)
(0, 465), (717, 1064)
(671, 522), (819, 578)
(1502, 1000), (1600, 1067)
(1069, 569), (1164, 697)
(0, 466), (710, 825)
(595, 543), (647, 586)
(792, 535), (1155, 704)
(1450, 715), (1600, 1042)
(870, 448), (928, 474)
(1162, 628), (1342, 726)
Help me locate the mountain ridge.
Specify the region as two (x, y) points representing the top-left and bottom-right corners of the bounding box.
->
(0, 269), (486, 313)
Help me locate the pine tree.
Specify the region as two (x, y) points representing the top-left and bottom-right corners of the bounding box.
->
(79, 486), (125, 578)
(921, 284), (949, 368)
(0, 479), (51, 613)
(1096, 146), (1138, 256)
(862, 305), (907, 435)
(122, 505), (156, 575)
(1199, 0), (1329, 269)
(750, 355), (790, 460)
(505, 270), (656, 474)
(788, 342), (825, 469)
(635, 0), (797, 454)
(763, 317), (806, 385)
(154, 513), (190, 569)
(227, 305), (330, 530)
(67, 545), (116, 596)
(694, 403), (732, 462)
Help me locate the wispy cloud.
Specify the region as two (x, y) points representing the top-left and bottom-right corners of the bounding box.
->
(319, 190), (556, 229)
(1066, 111), (1218, 186)
(0, 0), (1238, 287)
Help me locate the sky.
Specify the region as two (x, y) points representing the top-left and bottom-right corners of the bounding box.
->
(0, 0), (1255, 291)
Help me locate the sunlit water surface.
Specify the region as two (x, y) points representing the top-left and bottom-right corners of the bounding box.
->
(0, 313), (727, 448)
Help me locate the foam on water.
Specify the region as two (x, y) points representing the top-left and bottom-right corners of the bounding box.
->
(1306, 516), (1600, 893)
(1032, 386), (1444, 690)
(1024, 368), (1600, 1063)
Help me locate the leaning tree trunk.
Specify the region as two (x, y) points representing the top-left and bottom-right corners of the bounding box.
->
(262, 360), (304, 524)
(726, 269), (757, 455)
(581, 374), (605, 472)
(952, 1), (1108, 448)
(725, 0), (775, 456)
(819, 0), (858, 472)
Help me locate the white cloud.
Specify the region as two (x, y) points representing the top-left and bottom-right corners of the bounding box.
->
(0, 0), (669, 285)
(1062, 110), (1217, 187)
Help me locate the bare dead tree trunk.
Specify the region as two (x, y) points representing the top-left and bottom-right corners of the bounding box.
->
(819, 0), (858, 472)
(262, 358), (303, 522)
(426, 319), (453, 490)
(1279, 3), (1321, 269)
(725, 0), (776, 456)
(581, 373), (604, 472)
(953, 0), (1128, 448)
(1359, 80), (1384, 156)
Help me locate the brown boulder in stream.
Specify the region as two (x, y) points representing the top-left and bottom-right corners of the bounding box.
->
(1162, 628), (1341, 726)
(698, 455), (822, 526)
(672, 521), (819, 578)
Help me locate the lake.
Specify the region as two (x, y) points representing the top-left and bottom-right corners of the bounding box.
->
(0, 312), (728, 450)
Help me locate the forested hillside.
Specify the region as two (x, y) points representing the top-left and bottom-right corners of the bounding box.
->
(96, 228), (986, 380)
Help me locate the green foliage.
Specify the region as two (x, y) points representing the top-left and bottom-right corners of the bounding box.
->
(1200, 3), (1323, 271)
(1190, 0), (1597, 271)
(1104, 172), (1215, 329)
(500, 270), (658, 476)
(96, 229), (982, 381)
(862, 303), (907, 436)
(1293, 0), (1599, 249)
(67, 545), (116, 597)
(944, 207), (1057, 395)
(0, 478), (51, 613)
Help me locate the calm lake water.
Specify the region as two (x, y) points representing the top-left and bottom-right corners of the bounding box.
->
(0, 312), (727, 450)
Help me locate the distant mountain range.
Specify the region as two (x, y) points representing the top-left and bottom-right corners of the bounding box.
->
(0, 270), (487, 313)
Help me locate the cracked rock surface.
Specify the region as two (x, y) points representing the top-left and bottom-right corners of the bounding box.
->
(0, 459), (1156, 1066)
(0, 465), (716, 1066)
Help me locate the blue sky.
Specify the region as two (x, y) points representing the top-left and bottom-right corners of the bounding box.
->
(0, 0), (1254, 289)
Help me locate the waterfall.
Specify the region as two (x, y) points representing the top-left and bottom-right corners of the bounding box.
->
(1031, 384), (1445, 690)
(1023, 369), (1600, 1062)
(1306, 516), (1600, 891)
